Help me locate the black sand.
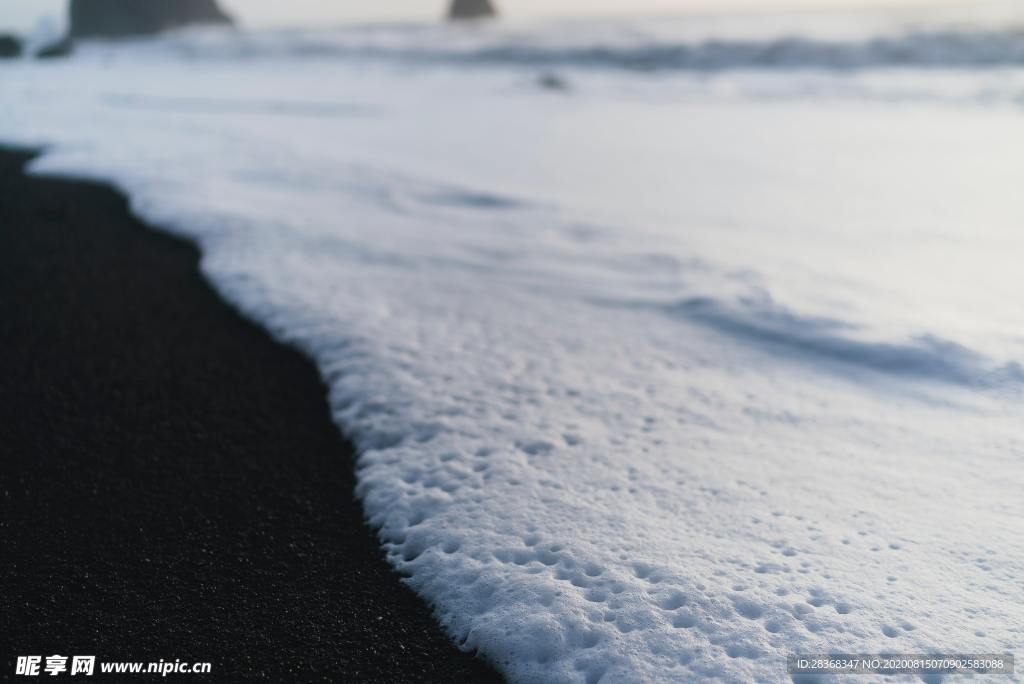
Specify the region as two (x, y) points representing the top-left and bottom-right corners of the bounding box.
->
(0, 148), (503, 682)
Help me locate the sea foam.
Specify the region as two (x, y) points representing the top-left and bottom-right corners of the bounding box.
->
(2, 10), (1023, 681)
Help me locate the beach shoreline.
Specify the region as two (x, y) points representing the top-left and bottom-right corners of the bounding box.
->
(0, 147), (502, 682)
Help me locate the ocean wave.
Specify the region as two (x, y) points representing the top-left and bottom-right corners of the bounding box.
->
(149, 26), (1024, 72)
(669, 296), (1024, 388)
(444, 30), (1024, 72)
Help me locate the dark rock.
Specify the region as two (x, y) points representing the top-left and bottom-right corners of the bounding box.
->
(0, 34), (23, 59)
(69, 0), (233, 39)
(538, 72), (570, 92)
(36, 36), (74, 59)
(448, 0), (498, 21)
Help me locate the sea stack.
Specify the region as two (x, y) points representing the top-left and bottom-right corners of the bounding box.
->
(0, 34), (23, 58)
(69, 0), (233, 39)
(448, 0), (498, 21)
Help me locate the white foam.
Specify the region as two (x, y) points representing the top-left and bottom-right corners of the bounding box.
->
(2, 15), (1022, 681)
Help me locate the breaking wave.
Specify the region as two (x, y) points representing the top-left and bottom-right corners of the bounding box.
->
(438, 30), (1024, 72)
(151, 26), (1024, 72)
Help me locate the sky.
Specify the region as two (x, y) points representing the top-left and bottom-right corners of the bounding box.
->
(1, 0), (935, 33)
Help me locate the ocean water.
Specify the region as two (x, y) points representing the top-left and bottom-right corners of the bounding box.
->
(3, 4), (1024, 681)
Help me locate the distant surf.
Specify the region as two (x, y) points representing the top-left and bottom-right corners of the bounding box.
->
(223, 29), (1024, 72)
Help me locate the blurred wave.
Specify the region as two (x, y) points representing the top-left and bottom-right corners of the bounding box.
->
(441, 30), (1024, 72)
(668, 296), (1024, 389)
(143, 24), (1024, 72)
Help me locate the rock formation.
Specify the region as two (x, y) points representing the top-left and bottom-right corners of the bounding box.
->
(69, 0), (233, 39)
(36, 36), (74, 59)
(0, 34), (23, 58)
(448, 0), (498, 21)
